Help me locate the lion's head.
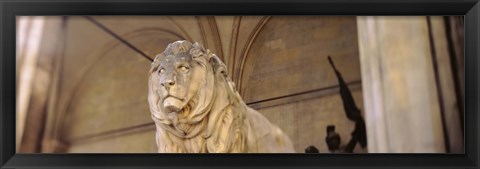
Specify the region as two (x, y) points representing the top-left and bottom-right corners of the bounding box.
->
(148, 40), (237, 140)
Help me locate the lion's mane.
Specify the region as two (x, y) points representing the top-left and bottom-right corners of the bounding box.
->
(148, 40), (248, 153)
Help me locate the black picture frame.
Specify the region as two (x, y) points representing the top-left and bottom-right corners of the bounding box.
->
(1, 0), (479, 168)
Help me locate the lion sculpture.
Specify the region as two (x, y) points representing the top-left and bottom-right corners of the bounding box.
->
(148, 40), (295, 153)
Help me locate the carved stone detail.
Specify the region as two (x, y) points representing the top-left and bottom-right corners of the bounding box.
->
(148, 40), (295, 153)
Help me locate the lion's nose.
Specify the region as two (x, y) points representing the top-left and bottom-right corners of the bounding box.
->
(161, 79), (175, 88)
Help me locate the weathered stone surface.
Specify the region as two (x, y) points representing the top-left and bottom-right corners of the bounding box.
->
(148, 40), (295, 153)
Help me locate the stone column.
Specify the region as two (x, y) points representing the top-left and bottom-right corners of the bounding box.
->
(16, 16), (67, 153)
(356, 16), (446, 153)
(16, 16), (46, 152)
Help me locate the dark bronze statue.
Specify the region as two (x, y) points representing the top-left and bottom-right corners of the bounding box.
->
(305, 145), (319, 153)
(325, 125), (341, 152)
(327, 56), (367, 153)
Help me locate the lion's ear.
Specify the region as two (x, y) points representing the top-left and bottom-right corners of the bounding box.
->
(209, 54), (228, 77)
(192, 42), (206, 51)
(151, 54), (164, 66)
(154, 54), (163, 60)
(150, 54), (163, 73)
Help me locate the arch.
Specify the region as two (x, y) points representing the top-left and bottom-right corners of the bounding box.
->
(234, 16), (271, 96)
(55, 26), (186, 144)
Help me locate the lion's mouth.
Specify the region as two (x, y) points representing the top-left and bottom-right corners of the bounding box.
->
(163, 96), (183, 113)
(157, 93), (198, 135)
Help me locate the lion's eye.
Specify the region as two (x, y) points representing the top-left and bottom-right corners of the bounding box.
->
(178, 66), (190, 72)
(159, 68), (165, 73)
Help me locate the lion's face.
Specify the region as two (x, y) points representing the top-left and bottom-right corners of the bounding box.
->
(148, 42), (216, 135)
(156, 53), (197, 112)
(151, 53), (206, 118)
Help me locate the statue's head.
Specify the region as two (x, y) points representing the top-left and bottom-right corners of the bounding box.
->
(148, 40), (229, 137)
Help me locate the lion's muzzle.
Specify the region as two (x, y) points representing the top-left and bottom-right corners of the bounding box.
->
(163, 97), (183, 113)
